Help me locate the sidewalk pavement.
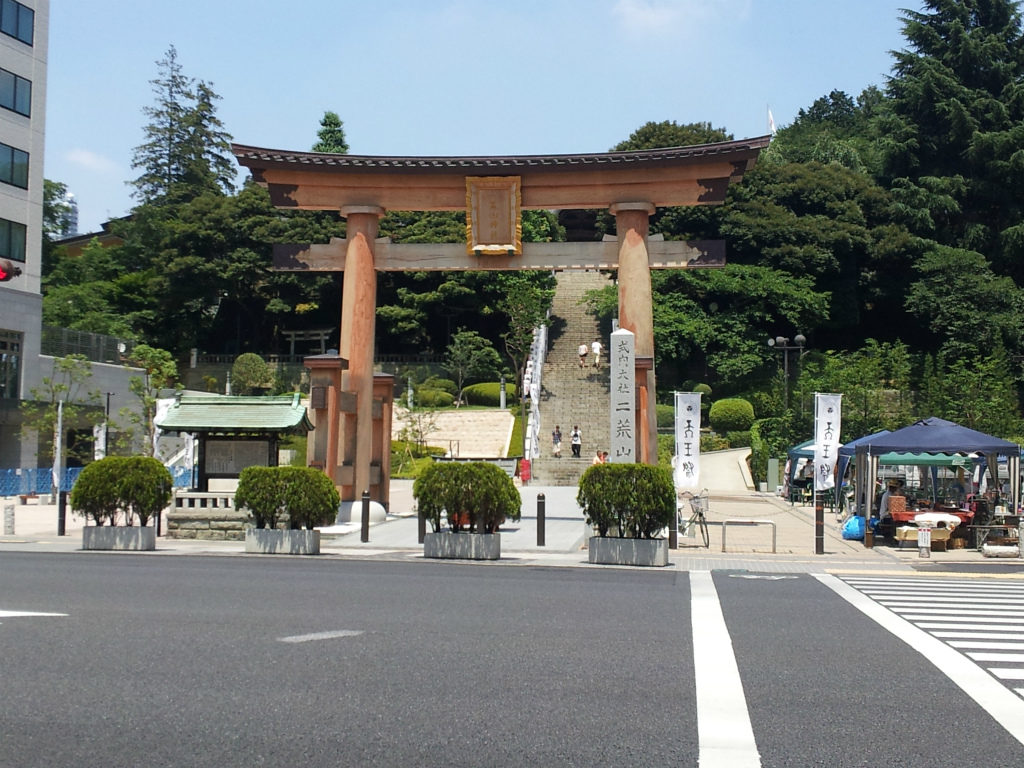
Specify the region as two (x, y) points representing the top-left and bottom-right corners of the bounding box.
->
(3, 483), (1023, 575)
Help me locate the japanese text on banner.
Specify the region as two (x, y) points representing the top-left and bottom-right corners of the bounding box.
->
(673, 391), (702, 489)
(813, 393), (842, 492)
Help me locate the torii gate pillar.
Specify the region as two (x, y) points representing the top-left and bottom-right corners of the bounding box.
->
(338, 206), (382, 502)
(612, 202), (658, 464)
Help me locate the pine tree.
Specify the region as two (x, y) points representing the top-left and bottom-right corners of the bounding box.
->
(312, 111), (349, 154)
(130, 45), (235, 205)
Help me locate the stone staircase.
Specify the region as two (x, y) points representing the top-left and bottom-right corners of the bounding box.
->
(530, 271), (613, 485)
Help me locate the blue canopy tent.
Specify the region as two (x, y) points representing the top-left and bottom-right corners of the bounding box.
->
(852, 418), (1021, 543)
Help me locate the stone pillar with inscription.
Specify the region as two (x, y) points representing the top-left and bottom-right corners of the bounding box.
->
(338, 206), (383, 502)
(609, 328), (636, 463)
(611, 202), (657, 465)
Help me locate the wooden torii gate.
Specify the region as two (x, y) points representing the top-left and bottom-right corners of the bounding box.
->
(233, 137), (770, 508)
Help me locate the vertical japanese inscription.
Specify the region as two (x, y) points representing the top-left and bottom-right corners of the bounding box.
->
(465, 176), (522, 255)
(610, 328), (635, 463)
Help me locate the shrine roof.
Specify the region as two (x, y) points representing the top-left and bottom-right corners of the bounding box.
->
(231, 136), (772, 174)
(156, 394), (312, 433)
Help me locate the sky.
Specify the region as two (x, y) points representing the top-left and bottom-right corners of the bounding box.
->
(45, 0), (913, 234)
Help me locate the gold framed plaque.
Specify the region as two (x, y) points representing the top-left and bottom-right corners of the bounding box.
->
(466, 176), (522, 255)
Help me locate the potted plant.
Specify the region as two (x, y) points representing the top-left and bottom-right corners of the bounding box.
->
(71, 456), (172, 551)
(235, 466), (340, 555)
(414, 461), (521, 560)
(577, 463), (675, 566)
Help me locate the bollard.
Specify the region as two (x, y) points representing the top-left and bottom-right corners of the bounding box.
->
(360, 490), (370, 543)
(537, 493), (545, 547)
(57, 491), (67, 537)
(417, 511), (426, 544)
(3, 503), (13, 535)
(669, 502), (678, 550)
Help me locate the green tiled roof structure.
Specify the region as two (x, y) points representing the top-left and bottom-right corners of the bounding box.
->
(156, 393), (312, 434)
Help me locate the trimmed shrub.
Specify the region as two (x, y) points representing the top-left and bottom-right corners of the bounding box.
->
(708, 398), (755, 433)
(416, 388), (455, 407)
(231, 353), (272, 394)
(234, 466), (340, 530)
(70, 456), (171, 526)
(462, 381), (517, 407)
(577, 463), (675, 539)
(421, 376), (457, 395)
(413, 461), (521, 534)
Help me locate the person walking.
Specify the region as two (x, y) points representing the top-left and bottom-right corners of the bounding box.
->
(552, 425), (562, 458)
(570, 426), (582, 458)
(591, 338), (603, 368)
(577, 343), (588, 368)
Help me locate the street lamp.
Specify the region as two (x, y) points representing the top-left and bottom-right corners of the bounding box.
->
(767, 333), (807, 410)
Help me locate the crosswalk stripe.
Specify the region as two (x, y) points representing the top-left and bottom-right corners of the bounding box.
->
(691, 570), (761, 767)
(967, 653), (1024, 663)
(897, 608), (1024, 616)
(950, 641), (1024, 650)
(936, 631), (1024, 640)
(908, 615), (1024, 623)
(818, 574), (1024, 746)
(874, 596), (1024, 604)
(919, 623), (1024, 632)
(843, 578), (1023, 588)
(991, 669), (1024, 680)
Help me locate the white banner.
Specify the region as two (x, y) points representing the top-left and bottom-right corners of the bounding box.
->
(813, 393), (842, 492)
(609, 328), (636, 463)
(673, 391), (702, 489)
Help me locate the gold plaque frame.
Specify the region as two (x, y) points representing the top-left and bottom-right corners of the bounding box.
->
(465, 176), (522, 255)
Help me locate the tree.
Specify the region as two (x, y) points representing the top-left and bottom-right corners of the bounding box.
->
(231, 352), (271, 395)
(122, 344), (179, 457)
(443, 330), (501, 406)
(611, 120), (731, 151)
(130, 45), (235, 205)
(312, 111), (349, 153)
(879, 0), (1024, 280)
(19, 355), (101, 467)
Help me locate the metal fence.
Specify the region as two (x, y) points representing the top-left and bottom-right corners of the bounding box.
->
(40, 325), (134, 364)
(0, 466), (194, 496)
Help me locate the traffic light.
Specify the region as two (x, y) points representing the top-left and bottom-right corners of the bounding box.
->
(0, 257), (21, 282)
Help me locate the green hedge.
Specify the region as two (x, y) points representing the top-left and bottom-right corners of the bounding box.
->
(462, 381), (517, 407)
(708, 398), (755, 433)
(576, 463), (675, 539)
(413, 461), (521, 533)
(655, 403), (674, 429)
(234, 466), (340, 530)
(70, 456), (172, 526)
(422, 376), (457, 395)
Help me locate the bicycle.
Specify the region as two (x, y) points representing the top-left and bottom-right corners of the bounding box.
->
(677, 489), (710, 548)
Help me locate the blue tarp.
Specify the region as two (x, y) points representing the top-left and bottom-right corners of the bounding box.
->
(852, 417), (1020, 457)
(0, 466), (194, 496)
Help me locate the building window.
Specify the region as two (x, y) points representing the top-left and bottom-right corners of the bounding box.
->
(0, 217), (26, 262)
(0, 329), (21, 401)
(0, 67), (30, 117)
(0, 0), (33, 46)
(0, 141), (28, 188)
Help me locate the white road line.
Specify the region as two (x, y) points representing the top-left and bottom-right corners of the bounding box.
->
(278, 630), (364, 643)
(0, 610), (67, 617)
(816, 574), (1024, 746)
(844, 579), (1023, 589)
(874, 596), (1024, 605)
(690, 570), (761, 768)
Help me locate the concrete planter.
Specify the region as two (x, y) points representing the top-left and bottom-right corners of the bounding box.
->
(244, 528), (320, 555)
(423, 531), (500, 560)
(82, 526), (156, 551)
(588, 536), (669, 567)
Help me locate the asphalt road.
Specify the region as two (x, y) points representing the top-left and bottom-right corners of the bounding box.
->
(2, 553), (1023, 767)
